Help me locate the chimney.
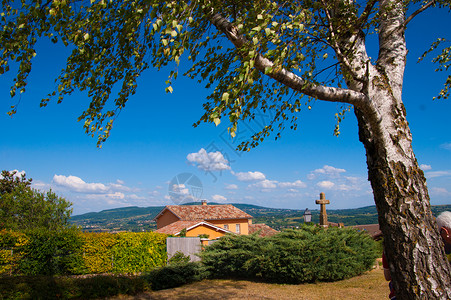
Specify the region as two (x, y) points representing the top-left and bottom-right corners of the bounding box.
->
(201, 199), (207, 206)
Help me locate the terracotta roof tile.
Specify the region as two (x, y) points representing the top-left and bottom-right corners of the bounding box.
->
(155, 220), (200, 235)
(163, 205), (253, 221)
(249, 223), (279, 237)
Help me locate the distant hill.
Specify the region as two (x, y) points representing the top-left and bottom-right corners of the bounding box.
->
(69, 203), (451, 232)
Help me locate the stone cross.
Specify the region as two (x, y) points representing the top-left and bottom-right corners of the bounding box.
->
(315, 192), (330, 227)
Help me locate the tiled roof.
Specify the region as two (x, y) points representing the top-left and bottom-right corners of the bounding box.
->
(249, 223), (279, 237)
(155, 220), (232, 235)
(162, 205), (253, 221)
(155, 220), (200, 235)
(352, 224), (382, 239)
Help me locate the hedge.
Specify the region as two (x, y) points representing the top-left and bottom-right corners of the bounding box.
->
(0, 229), (167, 275)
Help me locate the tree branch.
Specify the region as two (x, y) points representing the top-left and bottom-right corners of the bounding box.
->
(356, 0), (378, 29)
(404, 0), (435, 27)
(209, 13), (369, 108)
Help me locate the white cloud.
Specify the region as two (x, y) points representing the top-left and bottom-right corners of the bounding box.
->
(278, 180), (307, 188)
(129, 194), (146, 200)
(233, 171), (266, 181)
(187, 148), (230, 171)
(440, 143), (451, 151)
(148, 190), (160, 197)
(225, 184), (238, 190)
(420, 164), (432, 171)
(53, 175), (109, 193)
(32, 180), (51, 190)
(430, 187), (450, 195)
(337, 184), (353, 191)
(425, 171), (451, 178)
(309, 165), (346, 179)
(212, 194), (227, 203)
(317, 181), (335, 189)
(250, 179), (278, 189)
(107, 192), (125, 199)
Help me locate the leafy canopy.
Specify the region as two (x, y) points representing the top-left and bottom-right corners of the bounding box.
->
(0, 170), (73, 231)
(1, 0), (450, 147)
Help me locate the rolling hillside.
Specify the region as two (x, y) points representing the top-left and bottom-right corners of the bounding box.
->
(69, 203), (451, 232)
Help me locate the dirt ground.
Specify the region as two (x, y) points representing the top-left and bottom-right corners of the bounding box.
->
(110, 267), (389, 300)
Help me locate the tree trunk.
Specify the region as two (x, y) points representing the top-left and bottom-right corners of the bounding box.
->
(354, 84), (451, 299)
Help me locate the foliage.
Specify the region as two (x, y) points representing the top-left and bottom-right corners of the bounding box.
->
(0, 274), (150, 300)
(0, 170), (32, 195)
(79, 231), (167, 274)
(144, 262), (209, 291)
(200, 226), (378, 283)
(16, 227), (83, 276)
(2, 1), (451, 295)
(179, 228), (187, 237)
(0, 170), (73, 231)
(1, 1), (449, 146)
(0, 230), (167, 275)
(168, 251), (191, 265)
(0, 229), (28, 275)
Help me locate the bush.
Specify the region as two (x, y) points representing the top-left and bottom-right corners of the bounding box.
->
(1, 230), (168, 275)
(144, 262), (209, 290)
(200, 226), (378, 283)
(80, 231), (167, 274)
(168, 251), (191, 265)
(17, 227), (83, 276)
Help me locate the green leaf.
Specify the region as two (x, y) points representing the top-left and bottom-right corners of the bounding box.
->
(222, 92), (229, 102)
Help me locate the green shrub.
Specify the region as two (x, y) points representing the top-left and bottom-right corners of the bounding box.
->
(17, 227), (84, 276)
(200, 226), (378, 283)
(80, 231), (167, 274)
(168, 251), (191, 265)
(1, 230), (168, 275)
(144, 262), (209, 290)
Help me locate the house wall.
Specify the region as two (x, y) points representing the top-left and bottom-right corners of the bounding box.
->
(208, 219), (249, 235)
(156, 210), (179, 229)
(186, 224), (226, 240)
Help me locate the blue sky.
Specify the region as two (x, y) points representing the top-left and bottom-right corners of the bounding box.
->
(1, 7), (450, 215)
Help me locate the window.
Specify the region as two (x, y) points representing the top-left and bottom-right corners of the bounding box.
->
(224, 224), (229, 230)
(236, 224), (240, 234)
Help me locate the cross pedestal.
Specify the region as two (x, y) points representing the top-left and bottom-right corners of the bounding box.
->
(315, 192), (330, 227)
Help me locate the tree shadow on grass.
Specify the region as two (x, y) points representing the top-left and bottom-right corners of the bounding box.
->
(143, 279), (274, 300)
(0, 274), (149, 299)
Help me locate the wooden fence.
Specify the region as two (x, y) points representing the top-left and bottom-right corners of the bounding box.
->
(166, 237), (201, 262)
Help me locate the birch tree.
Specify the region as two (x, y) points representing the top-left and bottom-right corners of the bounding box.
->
(1, 0), (450, 298)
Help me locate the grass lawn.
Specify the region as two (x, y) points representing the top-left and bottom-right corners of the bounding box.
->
(110, 267), (388, 300)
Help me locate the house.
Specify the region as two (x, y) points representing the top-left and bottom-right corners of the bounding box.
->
(352, 224), (382, 240)
(154, 200), (278, 239)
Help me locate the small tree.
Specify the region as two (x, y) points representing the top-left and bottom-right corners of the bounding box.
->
(0, 170), (73, 231)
